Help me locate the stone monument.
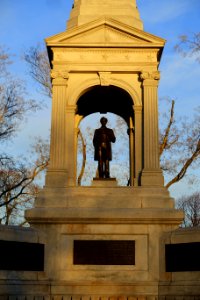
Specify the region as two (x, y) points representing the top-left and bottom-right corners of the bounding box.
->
(1, 1), (200, 299)
(26, 0), (183, 296)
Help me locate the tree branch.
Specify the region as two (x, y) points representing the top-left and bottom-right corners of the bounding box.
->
(160, 100), (175, 155)
(77, 129), (86, 186)
(165, 139), (200, 188)
(0, 161), (48, 208)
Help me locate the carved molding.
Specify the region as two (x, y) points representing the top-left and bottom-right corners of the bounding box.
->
(98, 72), (112, 86)
(134, 105), (143, 113)
(51, 70), (69, 86)
(140, 71), (160, 81)
(51, 70), (69, 80)
(66, 105), (77, 114)
(53, 49), (158, 64)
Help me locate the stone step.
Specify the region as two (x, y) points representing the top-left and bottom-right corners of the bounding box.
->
(35, 186), (174, 209)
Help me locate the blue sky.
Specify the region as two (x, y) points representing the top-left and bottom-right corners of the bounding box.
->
(0, 0), (200, 198)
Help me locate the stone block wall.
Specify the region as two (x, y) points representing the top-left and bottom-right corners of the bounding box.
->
(0, 225), (200, 299)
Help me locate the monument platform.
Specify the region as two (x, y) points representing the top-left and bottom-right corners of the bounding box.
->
(31, 185), (175, 209)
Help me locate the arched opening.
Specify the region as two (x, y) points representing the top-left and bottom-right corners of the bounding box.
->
(76, 85), (135, 186)
(77, 85), (134, 125)
(77, 113), (129, 186)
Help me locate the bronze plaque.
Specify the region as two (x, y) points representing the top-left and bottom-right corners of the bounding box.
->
(165, 242), (200, 272)
(0, 240), (44, 271)
(73, 240), (135, 265)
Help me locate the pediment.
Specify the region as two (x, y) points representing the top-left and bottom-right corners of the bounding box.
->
(46, 18), (165, 48)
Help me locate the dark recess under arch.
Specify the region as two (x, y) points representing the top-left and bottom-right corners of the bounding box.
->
(76, 85), (134, 124)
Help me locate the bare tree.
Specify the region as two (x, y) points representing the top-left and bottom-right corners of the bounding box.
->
(0, 47), (40, 141)
(24, 45), (52, 97)
(175, 32), (200, 62)
(159, 100), (177, 157)
(0, 150), (48, 225)
(0, 46), (11, 74)
(77, 129), (86, 186)
(176, 192), (200, 227)
(0, 81), (39, 141)
(160, 99), (200, 189)
(0, 47), (47, 225)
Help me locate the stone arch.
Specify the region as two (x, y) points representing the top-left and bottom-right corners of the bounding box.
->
(72, 77), (142, 186)
(76, 86), (133, 125)
(69, 75), (141, 108)
(109, 77), (141, 107)
(69, 77), (100, 106)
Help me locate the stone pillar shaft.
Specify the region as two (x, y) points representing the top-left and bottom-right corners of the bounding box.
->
(45, 71), (69, 187)
(49, 86), (67, 169)
(129, 117), (135, 186)
(66, 106), (77, 186)
(134, 106), (142, 186)
(143, 78), (160, 169)
(140, 71), (164, 186)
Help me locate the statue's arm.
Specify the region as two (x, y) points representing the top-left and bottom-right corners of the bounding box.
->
(109, 129), (116, 143)
(93, 129), (98, 146)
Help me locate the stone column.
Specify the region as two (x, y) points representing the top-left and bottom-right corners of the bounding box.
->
(140, 71), (164, 186)
(45, 70), (69, 187)
(65, 105), (77, 186)
(128, 117), (135, 186)
(134, 105), (142, 186)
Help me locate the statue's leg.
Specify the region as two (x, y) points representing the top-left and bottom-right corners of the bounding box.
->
(105, 160), (110, 178)
(98, 146), (103, 178)
(98, 161), (103, 178)
(101, 147), (108, 178)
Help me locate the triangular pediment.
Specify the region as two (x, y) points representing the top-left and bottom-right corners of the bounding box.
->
(46, 18), (165, 48)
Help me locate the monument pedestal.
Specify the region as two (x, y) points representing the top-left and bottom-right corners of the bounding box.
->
(25, 185), (183, 299)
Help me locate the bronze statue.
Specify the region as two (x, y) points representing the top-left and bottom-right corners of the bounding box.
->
(93, 117), (116, 178)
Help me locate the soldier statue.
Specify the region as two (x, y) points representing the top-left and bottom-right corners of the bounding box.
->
(93, 117), (116, 178)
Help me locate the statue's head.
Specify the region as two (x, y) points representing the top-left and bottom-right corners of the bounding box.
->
(100, 117), (108, 126)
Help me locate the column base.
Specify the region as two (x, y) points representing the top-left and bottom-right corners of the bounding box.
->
(45, 169), (69, 188)
(141, 169), (164, 187)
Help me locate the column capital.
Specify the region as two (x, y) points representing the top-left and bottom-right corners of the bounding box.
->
(134, 105), (143, 113)
(51, 70), (69, 86)
(66, 105), (77, 114)
(140, 71), (160, 86)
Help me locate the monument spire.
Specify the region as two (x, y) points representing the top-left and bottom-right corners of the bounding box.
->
(67, 0), (143, 30)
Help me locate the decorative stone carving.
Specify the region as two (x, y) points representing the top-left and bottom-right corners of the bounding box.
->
(98, 72), (112, 86)
(53, 49), (158, 65)
(51, 70), (69, 79)
(51, 70), (69, 86)
(140, 71), (160, 81)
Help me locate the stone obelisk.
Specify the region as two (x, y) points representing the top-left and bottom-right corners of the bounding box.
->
(67, 0), (143, 30)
